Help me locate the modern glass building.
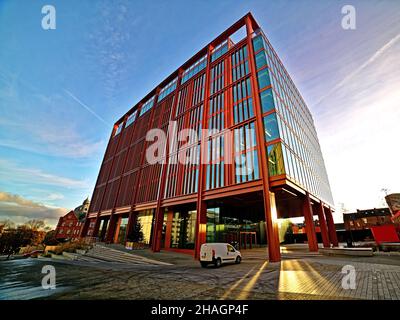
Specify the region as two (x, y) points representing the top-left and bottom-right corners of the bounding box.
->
(81, 13), (337, 262)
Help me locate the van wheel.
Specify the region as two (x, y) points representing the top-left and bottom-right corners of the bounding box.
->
(214, 258), (222, 268)
(235, 256), (241, 264)
(200, 262), (208, 268)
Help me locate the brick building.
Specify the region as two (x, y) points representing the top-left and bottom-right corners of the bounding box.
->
(55, 198), (90, 241)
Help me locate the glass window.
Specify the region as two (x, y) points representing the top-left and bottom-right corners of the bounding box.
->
(182, 55), (207, 84)
(211, 41), (228, 62)
(234, 122), (259, 183)
(260, 88), (275, 113)
(257, 68), (271, 90)
(263, 113), (279, 142)
(137, 210), (154, 244)
(126, 110), (137, 127)
(170, 210), (197, 249)
(252, 35), (265, 52)
(139, 96), (155, 116)
(114, 123), (123, 136)
(267, 143), (285, 176)
(255, 51), (268, 69)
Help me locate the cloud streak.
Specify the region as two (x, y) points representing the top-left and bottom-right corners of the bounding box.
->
(64, 89), (111, 127)
(0, 191), (67, 226)
(0, 159), (89, 189)
(315, 33), (400, 106)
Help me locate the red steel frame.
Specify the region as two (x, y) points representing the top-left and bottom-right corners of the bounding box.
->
(81, 13), (338, 262)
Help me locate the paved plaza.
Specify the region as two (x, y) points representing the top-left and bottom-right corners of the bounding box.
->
(0, 245), (399, 300)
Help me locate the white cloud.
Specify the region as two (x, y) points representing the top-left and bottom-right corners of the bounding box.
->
(46, 193), (65, 201)
(0, 159), (89, 189)
(0, 191), (68, 227)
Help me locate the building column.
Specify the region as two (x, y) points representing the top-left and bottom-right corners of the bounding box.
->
(195, 201), (207, 259)
(124, 211), (136, 243)
(303, 193), (319, 252)
(194, 43), (213, 260)
(325, 207), (339, 247)
(164, 210), (174, 249)
(113, 216), (122, 243)
(267, 192), (282, 260)
(245, 16), (281, 262)
(105, 215), (118, 243)
(92, 218), (102, 238)
(152, 207), (165, 252)
(79, 218), (90, 238)
(317, 202), (331, 248)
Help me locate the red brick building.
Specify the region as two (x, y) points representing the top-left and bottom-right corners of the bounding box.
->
(55, 211), (84, 241)
(343, 208), (394, 231)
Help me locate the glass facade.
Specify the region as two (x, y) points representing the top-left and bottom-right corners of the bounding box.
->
(253, 32), (334, 205)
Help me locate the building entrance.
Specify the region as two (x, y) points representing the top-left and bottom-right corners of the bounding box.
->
(205, 205), (266, 249)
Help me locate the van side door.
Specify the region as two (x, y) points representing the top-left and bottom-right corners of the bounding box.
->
(225, 244), (236, 261)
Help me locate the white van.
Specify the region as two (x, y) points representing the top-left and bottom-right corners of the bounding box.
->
(200, 243), (242, 268)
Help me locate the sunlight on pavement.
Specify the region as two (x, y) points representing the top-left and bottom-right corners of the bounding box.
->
(278, 260), (337, 297)
(278, 260), (305, 293)
(235, 261), (269, 300)
(302, 260), (337, 296)
(219, 266), (257, 300)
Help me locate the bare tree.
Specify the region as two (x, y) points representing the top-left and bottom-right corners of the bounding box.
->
(0, 219), (16, 230)
(24, 219), (46, 231)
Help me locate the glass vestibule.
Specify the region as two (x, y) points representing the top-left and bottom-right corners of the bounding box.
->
(206, 207), (266, 249)
(170, 210), (197, 249)
(116, 217), (129, 244)
(136, 209), (154, 245)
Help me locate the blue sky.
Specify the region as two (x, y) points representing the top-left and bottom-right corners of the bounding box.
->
(0, 0), (399, 226)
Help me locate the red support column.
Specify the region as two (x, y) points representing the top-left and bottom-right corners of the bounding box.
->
(195, 201), (207, 258)
(245, 16), (281, 262)
(303, 193), (319, 252)
(317, 202), (330, 248)
(92, 218), (102, 238)
(152, 70), (183, 252)
(194, 44), (213, 259)
(164, 210), (174, 249)
(325, 207), (339, 247)
(124, 211), (136, 242)
(113, 216), (122, 243)
(105, 214), (118, 243)
(152, 207), (165, 252)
